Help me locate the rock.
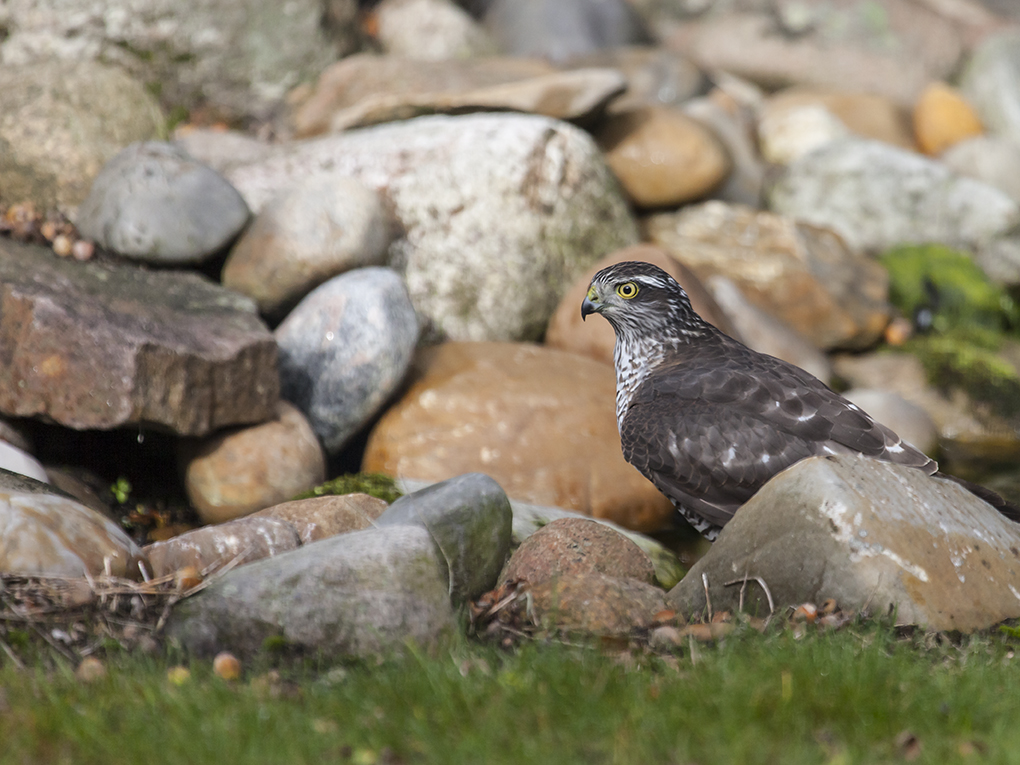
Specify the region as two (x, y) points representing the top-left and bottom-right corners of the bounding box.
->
(275, 268), (418, 455)
(0, 240), (278, 436)
(173, 129), (274, 177)
(221, 177), (393, 317)
(363, 342), (674, 532)
(545, 244), (740, 367)
(0, 441), (48, 484)
(668, 454), (1020, 633)
(143, 517), (301, 579)
(960, 31), (1020, 144)
(565, 46), (705, 113)
(597, 106), (731, 208)
(165, 525), (457, 659)
(0, 469), (144, 578)
(0, 60), (163, 212)
(377, 473), (513, 603)
(42, 467), (112, 519)
(913, 81), (984, 156)
(942, 136), (1020, 204)
(180, 402), (326, 525)
(373, 0), (497, 60)
(767, 138), (1020, 255)
(704, 275), (831, 384)
(670, 3), (961, 107)
(252, 493), (388, 544)
(519, 572), (668, 636)
(76, 142), (250, 265)
(0, 0), (359, 123)
(482, 0), (651, 62)
(228, 114), (638, 343)
(503, 517), (656, 586)
(841, 388), (939, 457)
(683, 94), (765, 207)
(645, 201), (891, 350)
(757, 102), (851, 166)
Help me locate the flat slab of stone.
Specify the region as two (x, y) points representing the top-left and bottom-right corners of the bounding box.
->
(669, 454), (1020, 632)
(0, 241), (278, 435)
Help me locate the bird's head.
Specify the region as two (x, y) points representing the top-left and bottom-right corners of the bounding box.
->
(581, 261), (707, 342)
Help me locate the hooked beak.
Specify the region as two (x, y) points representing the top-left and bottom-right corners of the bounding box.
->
(580, 286), (600, 321)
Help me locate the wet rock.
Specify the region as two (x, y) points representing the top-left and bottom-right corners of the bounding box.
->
(668, 454), (1020, 633)
(252, 493), (388, 544)
(503, 517), (656, 586)
(942, 136), (1020, 204)
(545, 243), (739, 367)
(597, 106), (731, 208)
(0, 0), (359, 123)
(566, 46), (705, 113)
(221, 177), (393, 317)
(767, 138), (1020, 255)
(373, 0), (497, 60)
(913, 82), (984, 156)
(683, 94), (765, 207)
(166, 525), (456, 659)
(76, 142), (250, 265)
(521, 572), (668, 636)
(841, 388), (938, 457)
(483, 0), (651, 62)
(0, 240), (278, 436)
(0, 469), (144, 578)
(363, 342), (674, 532)
(275, 268), (418, 455)
(143, 517), (301, 579)
(960, 31), (1020, 144)
(0, 441), (48, 484)
(180, 402), (326, 525)
(377, 473), (513, 603)
(0, 60), (163, 212)
(645, 201), (890, 350)
(671, 2), (961, 106)
(229, 113), (638, 343)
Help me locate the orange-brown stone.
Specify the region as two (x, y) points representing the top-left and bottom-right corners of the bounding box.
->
(914, 81), (983, 156)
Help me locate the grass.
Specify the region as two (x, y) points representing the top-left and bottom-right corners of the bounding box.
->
(4, 621), (1020, 764)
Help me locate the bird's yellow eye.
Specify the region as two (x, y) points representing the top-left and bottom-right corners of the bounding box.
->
(616, 282), (639, 299)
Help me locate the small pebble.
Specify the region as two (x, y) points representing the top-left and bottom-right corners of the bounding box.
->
(40, 221), (57, 240)
(649, 625), (683, 650)
(213, 651), (242, 681)
(175, 565), (203, 590)
(75, 656), (107, 683)
(52, 234), (73, 257)
(72, 240), (95, 261)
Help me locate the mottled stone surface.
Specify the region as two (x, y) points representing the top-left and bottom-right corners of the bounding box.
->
(373, 0), (496, 61)
(519, 572), (668, 636)
(669, 455), (1020, 632)
(252, 493), (388, 544)
(0, 240), (278, 435)
(960, 31), (1020, 144)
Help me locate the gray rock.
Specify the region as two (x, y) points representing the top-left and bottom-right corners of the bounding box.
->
(0, 0), (359, 123)
(77, 142), (250, 264)
(0, 60), (163, 212)
(842, 388), (938, 457)
(566, 46), (705, 113)
(942, 135), (1020, 204)
(374, 0), (497, 60)
(976, 235), (1020, 287)
(959, 31), (1020, 144)
(768, 138), (1020, 254)
(275, 268), (418, 454)
(166, 525), (456, 658)
(377, 473), (513, 603)
(228, 113), (639, 342)
(684, 95), (765, 208)
(668, 454), (1020, 632)
(0, 468), (144, 578)
(222, 176), (393, 317)
(0, 239), (278, 436)
(143, 516), (301, 579)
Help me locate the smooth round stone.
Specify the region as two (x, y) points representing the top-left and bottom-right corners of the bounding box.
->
(960, 31), (1020, 143)
(276, 267), (419, 455)
(77, 141), (250, 264)
(373, 0), (496, 60)
(942, 136), (1020, 203)
(913, 81), (984, 156)
(758, 103), (849, 165)
(181, 401), (327, 525)
(222, 176), (393, 317)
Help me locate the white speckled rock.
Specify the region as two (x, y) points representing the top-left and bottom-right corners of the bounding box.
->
(768, 138), (1020, 254)
(0, 469), (144, 578)
(77, 142), (250, 264)
(227, 113), (638, 342)
(959, 31), (1020, 145)
(275, 268), (419, 455)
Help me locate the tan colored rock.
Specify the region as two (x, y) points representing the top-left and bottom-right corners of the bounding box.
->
(758, 102), (850, 165)
(520, 573), (668, 636)
(645, 201), (891, 350)
(363, 342), (674, 532)
(503, 517), (656, 586)
(0, 470), (145, 578)
(545, 244), (739, 367)
(914, 81), (984, 156)
(373, 0), (497, 60)
(597, 106), (731, 208)
(143, 517), (301, 579)
(181, 402), (326, 525)
(252, 493), (388, 543)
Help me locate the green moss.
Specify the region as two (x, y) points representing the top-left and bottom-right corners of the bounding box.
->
(292, 473), (402, 504)
(880, 244), (1019, 333)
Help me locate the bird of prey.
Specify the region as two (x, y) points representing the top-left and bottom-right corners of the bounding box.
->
(581, 260), (1017, 540)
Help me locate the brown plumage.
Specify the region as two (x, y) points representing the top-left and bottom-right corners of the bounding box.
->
(581, 260), (1017, 539)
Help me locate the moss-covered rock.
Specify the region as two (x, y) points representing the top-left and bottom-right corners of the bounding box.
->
(881, 244), (1019, 333)
(292, 473), (401, 504)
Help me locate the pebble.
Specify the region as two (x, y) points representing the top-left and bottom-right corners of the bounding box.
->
(75, 657), (107, 683)
(960, 31), (1020, 144)
(213, 652), (242, 681)
(913, 81), (984, 156)
(373, 0), (497, 60)
(275, 268), (419, 455)
(941, 136), (1020, 203)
